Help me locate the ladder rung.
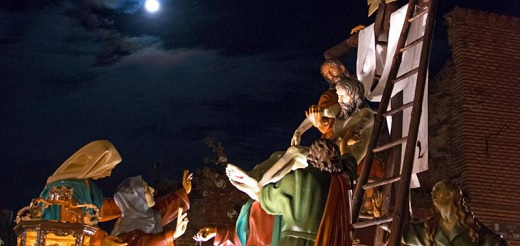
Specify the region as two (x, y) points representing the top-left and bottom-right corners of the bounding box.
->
(391, 67), (419, 84)
(359, 214), (374, 220)
(383, 102), (413, 117)
(408, 7), (429, 22)
(353, 215), (393, 229)
(363, 176), (401, 190)
(377, 40), (388, 46)
(373, 137), (407, 153)
(399, 37), (424, 53)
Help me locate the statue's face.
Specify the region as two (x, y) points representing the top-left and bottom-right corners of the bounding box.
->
(321, 63), (345, 84)
(431, 182), (452, 209)
(143, 181), (156, 208)
(336, 85), (356, 114)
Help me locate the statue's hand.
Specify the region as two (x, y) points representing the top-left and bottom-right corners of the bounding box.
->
(101, 235), (127, 246)
(345, 128), (361, 146)
(350, 24), (366, 34)
(173, 209), (189, 239)
(291, 131), (301, 146)
(305, 105), (324, 128)
(182, 170), (193, 194)
(372, 190), (383, 218)
(193, 227), (217, 242)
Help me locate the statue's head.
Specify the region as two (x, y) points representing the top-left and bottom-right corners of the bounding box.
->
(335, 78), (365, 117)
(143, 180), (156, 208)
(307, 138), (342, 173)
(427, 179), (479, 243)
(320, 59), (349, 85)
(431, 179), (466, 212)
(112, 175), (162, 235)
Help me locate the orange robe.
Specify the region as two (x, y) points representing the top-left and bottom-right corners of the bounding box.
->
(317, 89), (338, 139)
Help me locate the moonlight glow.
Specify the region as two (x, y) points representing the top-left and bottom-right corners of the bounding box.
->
(145, 0), (160, 12)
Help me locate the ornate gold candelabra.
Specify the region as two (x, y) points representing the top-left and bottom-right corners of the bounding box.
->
(14, 186), (101, 246)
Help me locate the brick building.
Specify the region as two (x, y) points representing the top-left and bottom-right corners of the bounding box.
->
(429, 7), (520, 244)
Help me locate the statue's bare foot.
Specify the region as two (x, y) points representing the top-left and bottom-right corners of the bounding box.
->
(226, 164), (260, 200)
(226, 164), (257, 186)
(226, 164), (248, 182)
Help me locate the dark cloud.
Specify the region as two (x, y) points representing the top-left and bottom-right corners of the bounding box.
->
(4, 0), (517, 212)
(0, 8), (323, 208)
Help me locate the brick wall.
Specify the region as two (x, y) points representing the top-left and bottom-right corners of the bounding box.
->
(429, 7), (520, 244)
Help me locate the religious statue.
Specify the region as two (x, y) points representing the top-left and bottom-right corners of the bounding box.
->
(291, 59), (348, 145)
(383, 180), (508, 245)
(192, 199), (281, 246)
(226, 139), (353, 246)
(227, 72), (384, 216)
(37, 140), (125, 245)
(111, 170), (192, 246)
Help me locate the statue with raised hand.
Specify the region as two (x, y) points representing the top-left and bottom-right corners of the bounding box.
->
(291, 59), (348, 146)
(111, 170), (192, 246)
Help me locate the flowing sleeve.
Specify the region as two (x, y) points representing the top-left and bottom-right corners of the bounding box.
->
(99, 198), (121, 222)
(259, 169), (329, 242)
(118, 229), (176, 246)
(316, 90), (339, 138)
(152, 188), (190, 226)
(259, 171), (296, 216)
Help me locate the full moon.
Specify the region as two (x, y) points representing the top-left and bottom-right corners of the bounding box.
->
(145, 0), (160, 12)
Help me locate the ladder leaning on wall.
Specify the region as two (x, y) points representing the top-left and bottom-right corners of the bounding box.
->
(350, 0), (439, 245)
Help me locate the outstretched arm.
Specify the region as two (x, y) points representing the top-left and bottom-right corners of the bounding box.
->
(291, 118), (313, 146)
(182, 170), (193, 194)
(258, 145), (309, 186)
(192, 227), (217, 242)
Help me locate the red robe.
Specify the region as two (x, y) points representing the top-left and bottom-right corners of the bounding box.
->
(117, 189), (190, 246)
(214, 201), (276, 246)
(314, 174), (353, 246)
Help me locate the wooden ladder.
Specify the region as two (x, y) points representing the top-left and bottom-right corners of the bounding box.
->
(350, 0), (438, 245)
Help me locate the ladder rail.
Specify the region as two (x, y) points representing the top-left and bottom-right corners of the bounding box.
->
(351, 0), (419, 224)
(388, 0), (439, 245)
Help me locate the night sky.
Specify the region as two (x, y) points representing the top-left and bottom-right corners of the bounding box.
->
(1, 0), (518, 211)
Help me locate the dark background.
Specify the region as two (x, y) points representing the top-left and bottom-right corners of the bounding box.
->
(1, 0), (519, 211)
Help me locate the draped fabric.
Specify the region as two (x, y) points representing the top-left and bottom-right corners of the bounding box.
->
(47, 140), (122, 184)
(215, 200), (281, 246)
(317, 89), (340, 139)
(247, 201), (278, 246)
(111, 176), (190, 246)
(314, 174), (353, 246)
(260, 168), (330, 246)
(112, 176), (163, 236)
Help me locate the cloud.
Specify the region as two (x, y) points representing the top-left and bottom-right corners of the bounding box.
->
(0, 0), (327, 211)
(87, 0), (145, 14)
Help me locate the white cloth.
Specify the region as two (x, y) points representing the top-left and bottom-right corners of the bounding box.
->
(356, 4), (429, 187)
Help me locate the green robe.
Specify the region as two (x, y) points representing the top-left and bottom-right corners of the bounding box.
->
(403, 221), (508, 246)
(259, 168), (330, 246)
